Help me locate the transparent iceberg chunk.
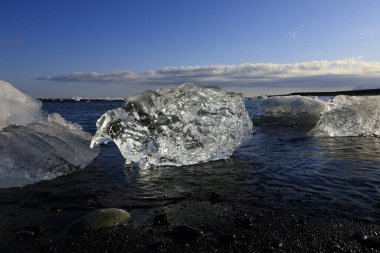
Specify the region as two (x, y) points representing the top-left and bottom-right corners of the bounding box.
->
(249, 95), (329, 126)
(0, 81), (98, 188)
(310, 95), (380, 137)
(91, 84), (252, 167)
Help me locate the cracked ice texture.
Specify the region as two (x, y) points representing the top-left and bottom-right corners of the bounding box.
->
(0, 80), (98, 188)
(310, 95), (380, 137)
(91, 84), (252, 167)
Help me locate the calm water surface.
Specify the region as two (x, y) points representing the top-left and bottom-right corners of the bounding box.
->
(13, 101), (378, 222)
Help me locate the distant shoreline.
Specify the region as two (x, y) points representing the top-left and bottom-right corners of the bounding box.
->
(37, 88), (380, 102)
(37, 98), (126, 102)
(272, 88), (380, 97)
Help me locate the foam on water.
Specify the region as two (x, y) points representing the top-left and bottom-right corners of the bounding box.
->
(0, 81), (98, 188)
(91, 84), (252, 168)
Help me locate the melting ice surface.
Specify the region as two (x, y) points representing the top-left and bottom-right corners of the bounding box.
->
(247, 95), (330, 126)
(310, 95), (380, 137)
(91, 84), (253, 167)
(0, 81), (98, 188)
(247, 94), (380, 137)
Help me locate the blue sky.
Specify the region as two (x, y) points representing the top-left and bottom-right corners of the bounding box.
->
(1, 0), (380, 97)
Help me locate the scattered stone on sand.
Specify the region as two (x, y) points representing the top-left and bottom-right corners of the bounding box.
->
(271, 239), (283, 249)
(171, 225), (202, 243)
(240, 216), (254, 229)
(355, 231), (380, 250)
(148, 238), (173, 252)
(63, 208), (131, 235)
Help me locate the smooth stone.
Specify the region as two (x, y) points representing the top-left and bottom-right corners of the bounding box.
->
(15, 230), (35, 240)
(172, 225), (202, 243)
(64, 208), (131, 235)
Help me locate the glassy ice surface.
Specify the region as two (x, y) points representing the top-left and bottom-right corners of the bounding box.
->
(0, 81), (98, 188)
(247, 95), (329, 126)
(310, 95), (380, 137)
(91, 84), (253, 167)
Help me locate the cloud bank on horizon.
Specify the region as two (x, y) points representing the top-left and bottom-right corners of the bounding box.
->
(37, 58), (380, 90)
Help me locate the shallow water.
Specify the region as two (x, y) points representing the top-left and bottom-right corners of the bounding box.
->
(1, 101), (379, 232)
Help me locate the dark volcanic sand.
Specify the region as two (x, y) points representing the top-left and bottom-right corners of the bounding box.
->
(0, 163), (379, 252)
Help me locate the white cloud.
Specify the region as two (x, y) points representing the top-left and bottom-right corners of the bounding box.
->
(37, 58), (380, 89)
(287, 32), (297, 40)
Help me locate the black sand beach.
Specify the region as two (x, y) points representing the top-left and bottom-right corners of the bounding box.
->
(0, 163), (379, 253)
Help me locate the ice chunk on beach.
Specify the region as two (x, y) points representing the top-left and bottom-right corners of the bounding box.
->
(250, 95), (330, 126)
(0, 81), (98, 188)
(0, 80), (46, 129)
(91, 84), (252, 167)
(310, 95), (380, 137)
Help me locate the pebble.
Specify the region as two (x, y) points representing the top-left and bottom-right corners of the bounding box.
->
(63, 208), (131, 235)
(153, 213), (169, 226)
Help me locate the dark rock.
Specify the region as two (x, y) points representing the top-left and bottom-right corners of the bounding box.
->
(26, 224), (44, 237)
(15, 230), (35, 240)
(208, 192), (221, 204)
(172, 225), (202, 243)
(355, 231), (380, 250)
(217, 233), (236, 246)
(263, 246), (274, 253)
(241, 217), (254, 229)
(362, 237), (380, 250)
(355, 231), (368, 242)
(148, 238), (172, 252)
(271, 239), (283, 248)
(330, 244), (344, 252)
(153, 213), (169, 226)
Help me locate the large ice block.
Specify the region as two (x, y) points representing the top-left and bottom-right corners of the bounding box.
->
(91, 84), (252, 167)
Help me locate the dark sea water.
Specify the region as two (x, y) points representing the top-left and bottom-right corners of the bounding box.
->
(41, 101), (380, 221)
(1, 101), (379, 238)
